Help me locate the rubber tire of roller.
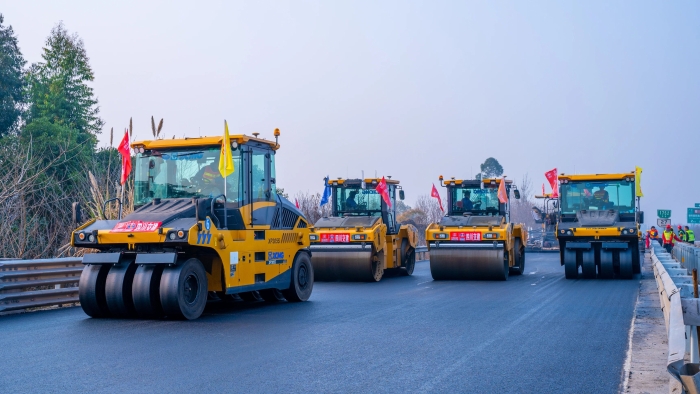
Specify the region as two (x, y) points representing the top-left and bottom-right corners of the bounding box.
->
(619, 248), (634, 279)
(159, 258), (208, 320)
(283, 252), (314, 302)
(599, 249), (614, 279)
(79, 264), (112, 318)
(132, 264), (165, 318)
(240, 291), (263, 302)
(509, 238), (525, 276)
(632, 243), (641, 274)
(581, 249), (596, 279)
(399, 245), (416, 276)
(259, 289), (286, 302)
(104, 261), (139, 318)
(564, 249), (578, 279)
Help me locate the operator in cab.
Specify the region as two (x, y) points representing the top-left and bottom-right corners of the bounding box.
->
(194, 155), (224, 196)
(592, 186), (610, 209)
(461, 190), (474, 211)
(346, 191), (358, 210)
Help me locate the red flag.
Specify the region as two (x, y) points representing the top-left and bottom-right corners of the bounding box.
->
(118, 129), (131, 185)
(497, 178), (508, 204)
(544, 168), (558, 198)
(375, 176), (391, 208)
(295, 198), (300, 209)
(431, 183), (444, 212)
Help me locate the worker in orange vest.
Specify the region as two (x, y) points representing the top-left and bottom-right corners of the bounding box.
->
(662, 224), (682, 254)
(649, 226), (659, 245)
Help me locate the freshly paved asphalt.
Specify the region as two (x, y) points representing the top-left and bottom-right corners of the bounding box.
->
(0, 253), (640, 393)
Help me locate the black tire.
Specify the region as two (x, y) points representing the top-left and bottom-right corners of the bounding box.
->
(564, 249), (578, 279)
(581, 249), (596, 279)
(619, 249), (634, 279)
(239, 291), (263, 302)
(509, 238), (525, 276)
(599, 249), (614, 279)
(104, 260), (138, 318)
(632, 243), (641, 274)
(160, 258), (208, 320)
(79, 264), (111, 318)
(400, 239), (416, 276)
(132, 265), (165, 318)
(259, 288), (286, 302)
(283, 252), (314, 302)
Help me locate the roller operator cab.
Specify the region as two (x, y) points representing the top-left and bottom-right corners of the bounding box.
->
(72, 131), (313, 320)
(556, 172), (643, 279)
(309, 177), (418, 282)
(426, 177), (527, 280)
(528, 193), (560, 252)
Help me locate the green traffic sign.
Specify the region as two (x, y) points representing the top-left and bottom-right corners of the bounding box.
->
(689, 208), (700, 224)
(696, 203), (700, 208)
(658, 209), (672, 219)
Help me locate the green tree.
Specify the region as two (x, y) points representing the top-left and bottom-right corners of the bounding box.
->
(25, 22), (103, 145)
(479, 157), (504, 179)
(0, 14), (26, 136)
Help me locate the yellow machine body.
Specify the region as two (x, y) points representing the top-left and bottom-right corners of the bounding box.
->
(72, 132), (313, 320)
(309, 177), (418, 281)
(425, 177), (527, 280)
(556, 172), (643, 279)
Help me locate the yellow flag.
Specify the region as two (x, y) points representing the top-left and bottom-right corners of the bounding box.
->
(635, 166), (643, 197)
(219, 120), (235, 178)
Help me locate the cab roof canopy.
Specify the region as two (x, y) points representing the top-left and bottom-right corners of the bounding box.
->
(328, 178), (400, 186)
(132, 134), (280, 151)
(440, 177), (513, 187)
(558, 172), (635, 181)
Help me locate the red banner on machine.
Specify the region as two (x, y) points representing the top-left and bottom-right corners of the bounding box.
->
(320, 233), (350, 243)
(111, 220), (162, 233)
(450, 232), (481, 242)
(544, 168), (558, 198)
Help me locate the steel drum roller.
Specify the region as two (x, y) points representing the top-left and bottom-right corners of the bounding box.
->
(310, 244), (382, 282)
(429, 245), (508, 281)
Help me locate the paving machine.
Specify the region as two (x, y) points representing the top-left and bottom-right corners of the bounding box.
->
(556, 172), (643, 279)
(426, 177), (527, 280)
(73, 130), (313, 320)
(309, 177), (418, 282)
(527, 193), (559, 252)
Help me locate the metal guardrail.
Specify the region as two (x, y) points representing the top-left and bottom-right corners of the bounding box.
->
(652, 242), (700, 393)
(0, 257), (83, 314)
(416, 246), (429, 261)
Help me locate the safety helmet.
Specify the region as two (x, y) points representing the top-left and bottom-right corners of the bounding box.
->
(667, 224), (672, 229)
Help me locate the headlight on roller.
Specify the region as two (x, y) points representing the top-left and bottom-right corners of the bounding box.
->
(434, 233), (448, 239)
(484, 233), (499, 239)
(352, 234), (366, 240)
(309, 234), (319, 241)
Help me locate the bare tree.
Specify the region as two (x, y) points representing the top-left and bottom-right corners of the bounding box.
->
(510, 173), (536, 229)
(295, 191), (332, 225)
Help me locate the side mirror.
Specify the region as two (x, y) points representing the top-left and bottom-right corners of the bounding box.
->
(513, 190), (521, 199)
(638, 211), (644, 224)
(72, 202), (82, 226)
(399, 190), (405, 200)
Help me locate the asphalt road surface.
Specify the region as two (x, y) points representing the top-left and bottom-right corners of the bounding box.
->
(0, 253), (640, 393)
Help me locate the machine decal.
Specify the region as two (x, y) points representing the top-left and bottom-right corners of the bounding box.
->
(450, 232), (481, 242)
(197, 232), (212, 244)
(204, 217), (211, 231)
(230, 252), (238, 277)
(111, 220), (162, 233)
(320, 233), (350, 243)
(267, 251), (287, 265)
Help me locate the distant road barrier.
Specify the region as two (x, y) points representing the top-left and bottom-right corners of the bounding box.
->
(416, 246), (429, 261)
(652, 243), (700, 393)
(0, 257), (83, 315)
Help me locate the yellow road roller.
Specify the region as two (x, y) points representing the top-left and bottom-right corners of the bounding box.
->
(556, 172), (643, 279)
(309, 177), (418, 281)
(72, 130), (313, 320)
(426, 177), (527, 280)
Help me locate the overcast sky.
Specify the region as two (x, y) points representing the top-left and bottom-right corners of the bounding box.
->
(4, 1), (699, 226)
